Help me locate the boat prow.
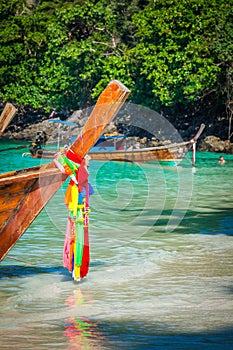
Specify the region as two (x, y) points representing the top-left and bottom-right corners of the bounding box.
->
(0, 80), (130, 261)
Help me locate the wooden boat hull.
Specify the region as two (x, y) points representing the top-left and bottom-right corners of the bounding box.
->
(0, 80), (130, 261)
(30, 149), (57, 159)
(90, 124), (205, 163)
(0, 166), (66, 260)
(89, 142), (190, 163)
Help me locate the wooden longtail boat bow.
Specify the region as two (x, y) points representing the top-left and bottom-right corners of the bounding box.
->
(0, 80), (130, 261)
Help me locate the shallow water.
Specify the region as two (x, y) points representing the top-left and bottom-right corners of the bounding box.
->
(0, 141), (233, 349)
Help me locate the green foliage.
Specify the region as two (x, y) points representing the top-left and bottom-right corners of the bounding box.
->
(129, 0), (221, 107)
(0, 0), (232, 133)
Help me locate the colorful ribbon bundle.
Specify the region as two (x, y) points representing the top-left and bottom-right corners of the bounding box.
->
(54, 147), (92, 281)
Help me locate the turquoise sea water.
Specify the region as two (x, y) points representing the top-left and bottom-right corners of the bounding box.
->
(0, 140), (233, 349)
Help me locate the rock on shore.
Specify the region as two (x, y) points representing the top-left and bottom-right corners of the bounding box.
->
(198, 136), (233, 154)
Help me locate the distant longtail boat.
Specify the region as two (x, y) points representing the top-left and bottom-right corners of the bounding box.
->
(89, 124), (205, 165)
(29, 125), (205, 165)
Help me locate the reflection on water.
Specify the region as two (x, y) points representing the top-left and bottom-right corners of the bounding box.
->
(64, 317), (104, 349)
(64, 288), (104, 349)
(0, 149), (233, 348)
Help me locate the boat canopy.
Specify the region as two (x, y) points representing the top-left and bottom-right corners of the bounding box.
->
(49, 119), (78, 127)
(94, 134), (126, 146)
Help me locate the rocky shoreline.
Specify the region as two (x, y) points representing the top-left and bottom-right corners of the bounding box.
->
(2, 108), (233, 154)
(198, 136), (233, 154)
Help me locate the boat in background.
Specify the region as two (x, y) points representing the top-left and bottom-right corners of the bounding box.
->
(89, 124), (205, 165)
(0, 103), (17, 136)
(0, 80), (130, 261)
(29, 124), (205, 165)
